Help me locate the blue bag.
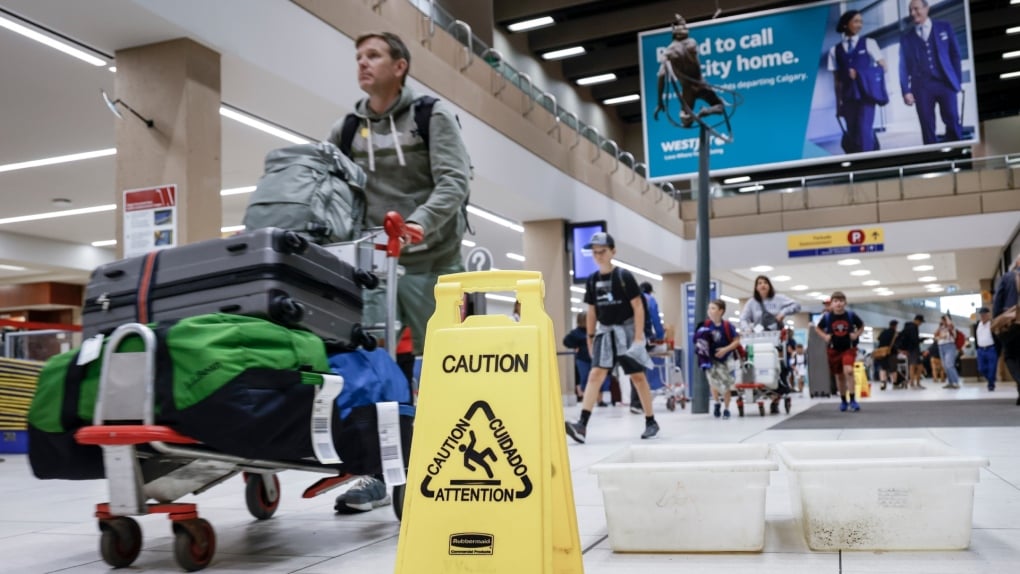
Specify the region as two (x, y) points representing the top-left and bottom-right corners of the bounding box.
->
(328, 348), (415, 420)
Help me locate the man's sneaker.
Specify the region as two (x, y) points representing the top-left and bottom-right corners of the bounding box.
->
(334, 476), (390, 514)
(849, 400), (860, 412)
(629, 404), (643, 415)
(565, 421), (586, 444)
(713, 403), (721, 418)
(839, 402), (848, 412)
(723, 409), (731, 419)
(641, 420), (660, 439)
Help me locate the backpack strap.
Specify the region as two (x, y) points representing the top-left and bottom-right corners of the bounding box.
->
(338, 114), (360, 159)
(412, 95), (439, 150)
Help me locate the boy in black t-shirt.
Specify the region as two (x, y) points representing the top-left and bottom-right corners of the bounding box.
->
(815, 291), (865, 412)
(565, 233), (659, 443)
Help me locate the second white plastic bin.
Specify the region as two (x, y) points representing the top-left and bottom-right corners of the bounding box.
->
(590, 443), (778, 552)
(776, 439), (989, 551)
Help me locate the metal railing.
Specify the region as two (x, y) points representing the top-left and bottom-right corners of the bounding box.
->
(712, 153), (1020, 204)
(407, 0), (667, 202)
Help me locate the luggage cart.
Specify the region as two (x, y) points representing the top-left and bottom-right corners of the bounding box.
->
(649, 347), (687, 411)
(734, 331), (791, 417)
(72, 212), (419, 571)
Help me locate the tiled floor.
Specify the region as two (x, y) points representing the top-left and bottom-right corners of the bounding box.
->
(2, 380), (1018, 573)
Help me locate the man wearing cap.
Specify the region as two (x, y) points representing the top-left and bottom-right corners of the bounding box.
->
(973, 307), (998, 391)
(565, 233), (660, 443)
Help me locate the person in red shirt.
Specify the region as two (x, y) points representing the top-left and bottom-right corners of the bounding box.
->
(815, 291), (865, 412)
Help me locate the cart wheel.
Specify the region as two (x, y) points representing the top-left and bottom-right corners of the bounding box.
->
(245, 473), (281, 520)
(666, 396), (676, 412)
(736, 398), (745, 417)
(758, 403), (766, 417)
(784, 396), (792, 414)
(392, 483), (406, 521)
(99, 517), (142, 569)
(173, 519), (216, 572)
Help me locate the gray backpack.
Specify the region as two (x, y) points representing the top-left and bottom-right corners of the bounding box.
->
(243, 142), (366, 244)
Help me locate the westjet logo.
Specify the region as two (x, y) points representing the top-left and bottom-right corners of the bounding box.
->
(661, 138), (700, 153)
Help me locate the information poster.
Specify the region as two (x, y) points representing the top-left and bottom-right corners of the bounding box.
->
(122, 184), (177, 258)
(639, 0), (978, 180)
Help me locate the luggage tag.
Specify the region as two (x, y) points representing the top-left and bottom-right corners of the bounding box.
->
(77, 334), (105, 366)
(376, 401), (406, 486)
(311, 374), (344, 464)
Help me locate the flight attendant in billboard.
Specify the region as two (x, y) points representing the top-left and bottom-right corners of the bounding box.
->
(899, 0), (963, 144)
(827, 10), (886, 153)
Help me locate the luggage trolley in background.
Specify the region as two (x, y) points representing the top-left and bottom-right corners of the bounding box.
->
(734, 330), (792, 417)
(72, 213), (418, 572)
(647, 346), (687, 411)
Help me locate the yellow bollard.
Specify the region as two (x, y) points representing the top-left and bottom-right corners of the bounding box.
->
(394, 270), (583, 574)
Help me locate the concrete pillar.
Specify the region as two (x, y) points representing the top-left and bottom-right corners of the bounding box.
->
(522, 219), (573, 399)
(114, 38), (221, 257)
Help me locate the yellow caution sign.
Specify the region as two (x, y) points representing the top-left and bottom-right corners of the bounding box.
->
(395, 270), (582, 574)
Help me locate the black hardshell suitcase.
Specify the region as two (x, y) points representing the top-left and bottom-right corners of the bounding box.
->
(82, 228), (373, 343)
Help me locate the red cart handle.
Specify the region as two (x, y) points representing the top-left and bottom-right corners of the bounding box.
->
(383, 211), (424, 257)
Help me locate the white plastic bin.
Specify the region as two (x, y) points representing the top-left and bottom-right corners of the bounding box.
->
(590, 443), (778, 552)
(776, 439), (989, 551)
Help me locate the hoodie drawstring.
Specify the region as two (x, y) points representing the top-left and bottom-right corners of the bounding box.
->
(389, 115), (406, 167)
(365, 118), (376, 173)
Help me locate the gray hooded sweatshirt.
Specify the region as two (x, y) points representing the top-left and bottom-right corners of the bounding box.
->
(329, 87), (470, 273)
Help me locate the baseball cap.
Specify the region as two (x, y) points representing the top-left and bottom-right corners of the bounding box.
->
(584, 232), (615, 249)
(978, 306), (991, 314)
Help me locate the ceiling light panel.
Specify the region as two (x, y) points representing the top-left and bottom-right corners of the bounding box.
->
(912, 265), (934, 272)
(0, 13), (106, 66)
(0, 204), (116, 225)
(542, 46), (585, 60)
(576, 73), (616, 86)
(837, 258), (861, 266)
(850, 269), (871, 276)
(602, 94), (639, 105)
(219, 106), (311, 145)
(507, 16), (554, 32)
(0, 148), (116, 174)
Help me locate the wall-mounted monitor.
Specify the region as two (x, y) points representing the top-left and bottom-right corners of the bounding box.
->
(565, 220), (607, 284)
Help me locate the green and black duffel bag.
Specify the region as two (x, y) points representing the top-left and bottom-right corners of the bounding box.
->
(28, 313), (331, 479)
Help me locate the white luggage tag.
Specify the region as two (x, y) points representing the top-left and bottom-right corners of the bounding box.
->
(377, 401), (406, 486)
(77, 334), (105, 366)
(311, 374), (344, 464)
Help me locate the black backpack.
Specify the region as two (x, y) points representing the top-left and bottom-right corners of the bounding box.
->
(337, 96), (473, 234)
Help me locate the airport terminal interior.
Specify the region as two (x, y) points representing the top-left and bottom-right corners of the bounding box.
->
(1, 0), (1019, 572)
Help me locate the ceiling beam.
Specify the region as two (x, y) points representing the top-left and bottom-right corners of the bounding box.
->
(591, 76), (641, 102)
(970, 7), (1020, 31)
(492, 0), (594, 24)
(975, 58), (1020, 76)
(561, 43), (639, 79)
(527, 0), (777, 53)
(972, 35), (1020, 57)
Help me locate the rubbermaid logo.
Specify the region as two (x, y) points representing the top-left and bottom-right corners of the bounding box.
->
(449, 532), (494, 555)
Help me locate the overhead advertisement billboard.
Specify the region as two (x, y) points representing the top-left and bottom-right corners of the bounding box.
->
(639, 0), (979, 181)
